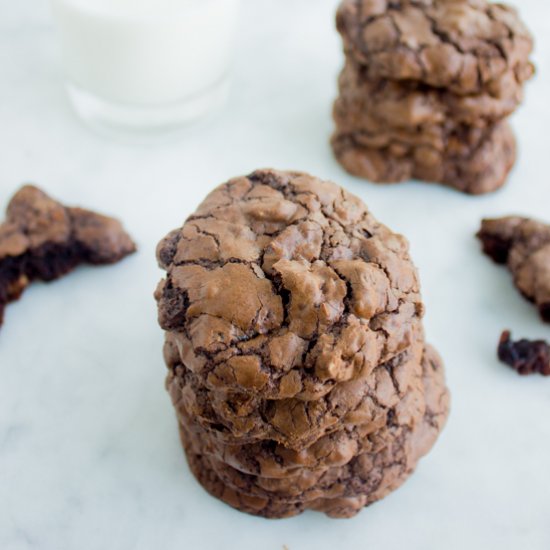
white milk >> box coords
[51,0,241,130]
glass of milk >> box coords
[51,0,241,135]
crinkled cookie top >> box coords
[336,0,534,95]
[155,169,422,398]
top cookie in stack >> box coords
[332,0,534,194]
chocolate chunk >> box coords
[0,185,136,326]
[498,331,550,376]
[332,0,534,194]
[478,217,550,322]
[155,169,449,518]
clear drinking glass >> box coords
[51,0,241,136]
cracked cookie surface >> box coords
[180,344,448,518]
[335,60,528,130]
[165,327,426,448]
[336,0,534,95]
[332,120,516,194]
[156,169,449,518]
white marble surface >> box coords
[1,1,550,549]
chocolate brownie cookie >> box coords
[178,344,447,497]
[0,185,136,326]
[166,329,426,448]
[335,60,528,130]
[478,217,550,322]
[336,0,534,95]
[332,120,516,194]
[156,169,449,518]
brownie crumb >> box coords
[498,331,550,376]
[478,216,550,323]
[0,185,136,326]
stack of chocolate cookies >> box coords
[155,169,449,518]
[332,0,534,194]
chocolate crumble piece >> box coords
[0,185,136,326]
[155,169,449,518]
[478,217,550,322]
[498,331,550,376]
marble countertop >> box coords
[1,1,550,549]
